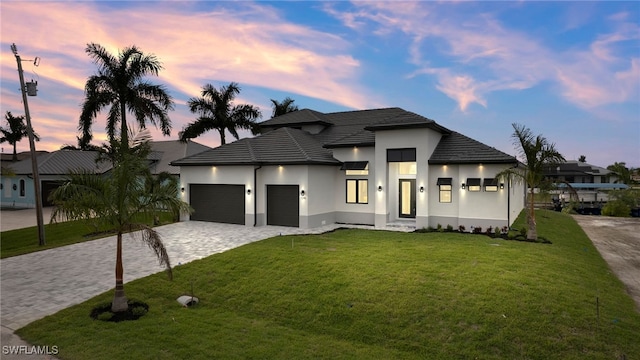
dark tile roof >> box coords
[174,108,515,166]
[260,109,332,127]
[172,127,340,166]
[429,132,517,164]
[543,161,612,177]
[148,140,212,174]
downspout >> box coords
[254,165,262,226]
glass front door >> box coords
[399,179,416,218]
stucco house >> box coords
[1,140,210,209]
[172,108,525,230]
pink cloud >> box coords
[1,1,384,153]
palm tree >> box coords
[179,82,261,145]
[1,111,40,161]
[270,97,299,118]
[497,123,565,241]
[607,162,631,185]
[49,140,191,312]
[79,43,174,152]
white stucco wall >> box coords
[332,147,376,224]
[373,128,442,228]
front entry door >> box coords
[399,179,416,218]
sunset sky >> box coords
[1,1,639,168]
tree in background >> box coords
[270,97,299,118]
[1,111,40,161]
[180,82,261,145]
[496,123,565,241]
[79,43,174,152]
[60,136,101,151]
[578,155,586,163]
[607,162,632,185]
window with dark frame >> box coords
[346,179,368,204]
[437,177,452,203]
[19,179,25,197]
[466,178,481,192]
[483,178,499,192]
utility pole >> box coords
[11,43,45,246]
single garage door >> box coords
[267,185,299,227]
[190,184,245,224]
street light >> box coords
[11,43,45,246]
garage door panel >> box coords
[267,185,299,227]
[190,184,245,224]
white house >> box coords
[172,108,525,230]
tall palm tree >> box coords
[79,43,174,152]
[270,97,299,118]
[49,140,191,312]
[1,111,40,161]
[179,82,261,145]
[497,123,565,241]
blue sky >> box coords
[1,1,638,168]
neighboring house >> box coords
[0,140,211,209]
[172,108,525,230]
[544,161,628,202]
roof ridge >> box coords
[285,128,312,161]
[325,107,402,116]
[245,137,258,162]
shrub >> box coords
[131,306,148,317]
[519,227,527,237]
[458,225,466,232]
[485,226,493,236]
[446,224,454,232]
[602,201,631,217]
[472,226,483,234]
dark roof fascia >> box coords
[364,122,452,134]
[428,159,519,165]
[261,120,333,129]
[173,160,341,167]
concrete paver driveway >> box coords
[0,221,347,331]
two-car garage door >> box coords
[189,184,299,227]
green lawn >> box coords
[16,210,640,359]
[0,212,175,259]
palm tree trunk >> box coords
[219,129,226,145]
[527,187,537,241]
[12,143,17,162]
[120,102,128,152]
[112,231,128,312]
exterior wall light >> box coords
[247,189,251,195]
[300,190,305,197]
[419,186,424,193]
[378,185,383,192]
[500,183,504,189]
[181,187,185,193]
[461,183,466,190]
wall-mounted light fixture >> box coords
[500,183,504,190]
[300,190,305,197]
[419,186,424,193]
[461,183,466,190]
[247,189,252,195]
[181,187,185,193]
[378,185,383,192]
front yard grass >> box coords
[16,210,640,359]
[0,212,175,259]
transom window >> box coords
[346,179,368,204]
[466,178,481,192]
[398,162,417,175]
[342,161,369,176]
[484,178,499,192]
